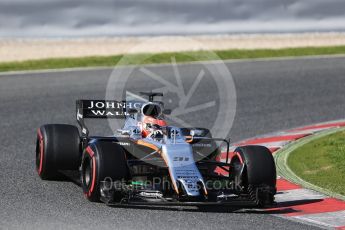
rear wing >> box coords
[76,100,142,138]
[76,100,128,119]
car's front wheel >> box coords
[81,141,129,202]
[231,145,276,207]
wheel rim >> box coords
[35,139,41,171]
[230,156,246,192]
[36,139,43,175]
[82,157,93,188]
[231,158,242,178]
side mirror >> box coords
[117,129,131,135]
[163,109,172,115]
[190,130,195,136]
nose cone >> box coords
[161,144,206,197]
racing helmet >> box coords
[140,102,167,137]
[141,115,167,138]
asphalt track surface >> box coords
[1,56,345,229]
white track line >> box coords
[293,211,345,228]
[275,189,326,203]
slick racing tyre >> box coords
[81,141,129,202]
[36,124,81,180]
[231,145,276,207]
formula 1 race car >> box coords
[35,92,276,207]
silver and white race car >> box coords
[36,92,276,207]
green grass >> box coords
[2,45,345,72]
[288,130,345,196]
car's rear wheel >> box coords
[36,124,80,180]
[81,141,129,202]
[231,145,276,207]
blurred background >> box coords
[1,0,345,62]
[1,0,345,37]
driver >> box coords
[141,116,167,138]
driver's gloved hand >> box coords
[151,130,163,139]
